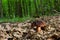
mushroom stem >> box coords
[37,27,41,33]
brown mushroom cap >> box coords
[31,20,46,28]
[36,21,46,27]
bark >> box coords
[0,0,3,18]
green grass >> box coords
[0,13,60,22]
[0,17,33,22]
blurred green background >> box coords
[0,0,60,22]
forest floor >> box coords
[0,16,60,40]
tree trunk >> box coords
[0,0,3,18]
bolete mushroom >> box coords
[31,20,46,33]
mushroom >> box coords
[31,20,46,33]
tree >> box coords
[0,0,3,18]
[15,0,22,17]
